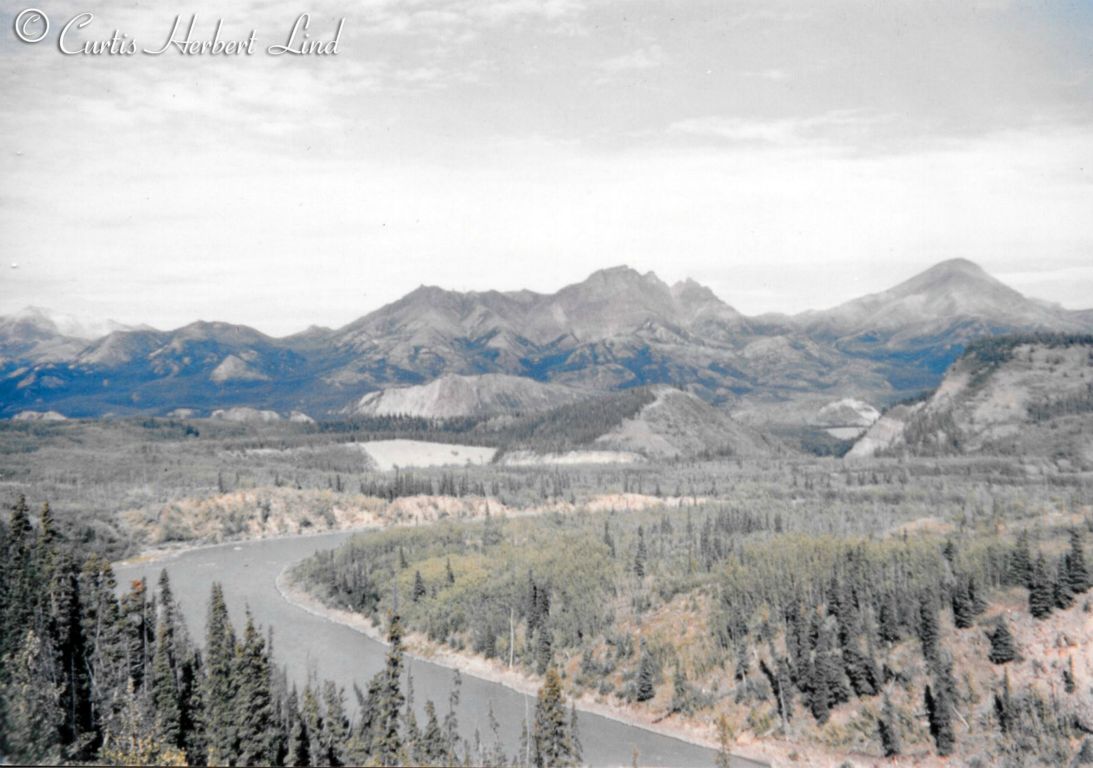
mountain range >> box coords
[3,259,1090,425]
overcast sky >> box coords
[2,0,1092,335]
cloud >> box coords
[743,68,790,81]
[598,44,665,74]
[667,110,894,150]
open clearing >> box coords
[355,439,497,471]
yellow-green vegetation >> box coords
[293,472,1093,766]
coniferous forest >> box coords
[0,495,580,767]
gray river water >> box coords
[116,531,764,768]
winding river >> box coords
[116,531,764,768]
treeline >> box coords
[493,388,658,455]
[964,332,1093,367]
[0,497,581,767]
[316,388,659,457]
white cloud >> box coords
[598,45,664,74]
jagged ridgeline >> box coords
[6,260,1093,424]
[0,497,579,766]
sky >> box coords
[2,0,1092,335]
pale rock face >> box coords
[210,407,282,423]
[812,398,881,428]
[352,374,585,418]
[211,355,270,383]
[847,403,924,458]
[12,409,67,421]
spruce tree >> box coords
[636,643,657,703]
[877,592,902,644]
[925,659,957,756]
[413,571,427,602]
[374,615,405,766]
[321,680,349,767]
[151,620,181,747]
[924,684,953,756]
[1067,529,1090,594]
[810,623,850,721]
[235,612,279,766]
[421,700,445,765]
[445,558,455,586]
[670,660,689,714]
[994,670,1014,735]
[285,685,310,767]
[950,578,976,629]
[533,667,575,768]
[2,629,63,763]
[987,618,1018,664]
[634,525,647,579]
[302,683,324,764]
[203,583,238,765]
[48,550,93,755]
[1029,554,1055,619]
[808,658,830,725]
[1011,530,1033,587]
[536,626,553,676]
[878,694,901,757]
[917,592,940,662]
[443,669,461,761]
[1055,558,1076,609]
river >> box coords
[116,531,765,768]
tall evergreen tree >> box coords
[48,550,94,756]
[536,626,554,676]
[373,615,405,766]
[285,685,310,767]
[413,571,427,603]
[925,658,957,756]
[302,683,324,765]
[1029,554,1055,619]
[151,620,181,748]
[987,618,1018,664]
[235,612,280,766]
[321,680,349,767]
[2,629,63,763]
[994,670,1014,735]
[533,667,576,768]
[1067,529,1090,594]
[1011,530,1033,588]
[203,583,238,765]
[421,700,445,765]
[878,694,901,757]
[917,592,941,662]
[635,643,657,703]
[634,526,647,579]
[1055,558,1076,609]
